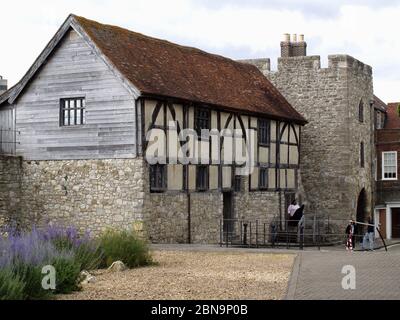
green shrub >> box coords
[99,229,152,268]
[0,268,25,300]
[74,243,103,271]
[13,262,53,300]
[52,255,82,294]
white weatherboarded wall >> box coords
[14,28,137,160]
[0,106,16,155]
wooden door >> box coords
[223,192,233,238]
[392,208,400,238]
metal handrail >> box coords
[219,217,387,250]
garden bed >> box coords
[59,250,294,300]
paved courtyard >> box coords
[287,244,400,300]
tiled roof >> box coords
[385,103,400,129]
[73,15,306,124]
[373,95,387,112]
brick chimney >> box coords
[0,75,7,94]
[280,33,292,58]
[280,34,307,57]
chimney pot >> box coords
[283,33,290,42]
[299,34,304,42]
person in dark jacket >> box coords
[345,220,355,251]
[367,216,375,251]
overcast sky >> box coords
[1,0,399,102]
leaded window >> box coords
[60,98,86,126]
[150,164,167,191]
[258,119,270,145]
[234,175,242,192]
[196,165,209,191]
[259,168,268,189]
[195,108,210,137]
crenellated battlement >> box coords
[240,54,372,77]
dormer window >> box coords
[60,97,86,126]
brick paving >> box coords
[287,245,400,300]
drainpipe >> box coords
[187,191,191,244]
[279,190,283,230]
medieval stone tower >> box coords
[242,34,374,223]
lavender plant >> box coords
[0,224,102,299]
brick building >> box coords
[375,102,400,239]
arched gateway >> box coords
[356,188,367,235]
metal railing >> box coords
[0,129,19,155]
[219,216,387,251]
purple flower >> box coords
[0,224,96,270]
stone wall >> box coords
[243,54,374,221]
[233,176,282,223]
[142,192,189,243]
[2,156,292,243]
[18,157,225,243]
[0,155,22,227]
[190,192,222,243]
[141,162,223,244]
[20,158,145,235]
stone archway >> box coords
[356,188,367,235]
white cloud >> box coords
[0,0,399,101]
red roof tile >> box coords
[73,15,306,124]
[385,103,400,129]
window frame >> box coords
[60,97,86,127]
[358,101,364,123]
[194,108,211,138]
[234,175,242,192]
[259,167,268,190]
[150,164,167,192]
[382,151,398,181]
[360,142,365,168]
[258,118,270,146]
[196,165,209,191]
[375,111,382,129]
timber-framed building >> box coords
[0,15,306,243]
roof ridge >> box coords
[72,15,256,70]
[3,14,306,124]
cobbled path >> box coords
[287,245,400,300]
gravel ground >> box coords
[59,250,294,300]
